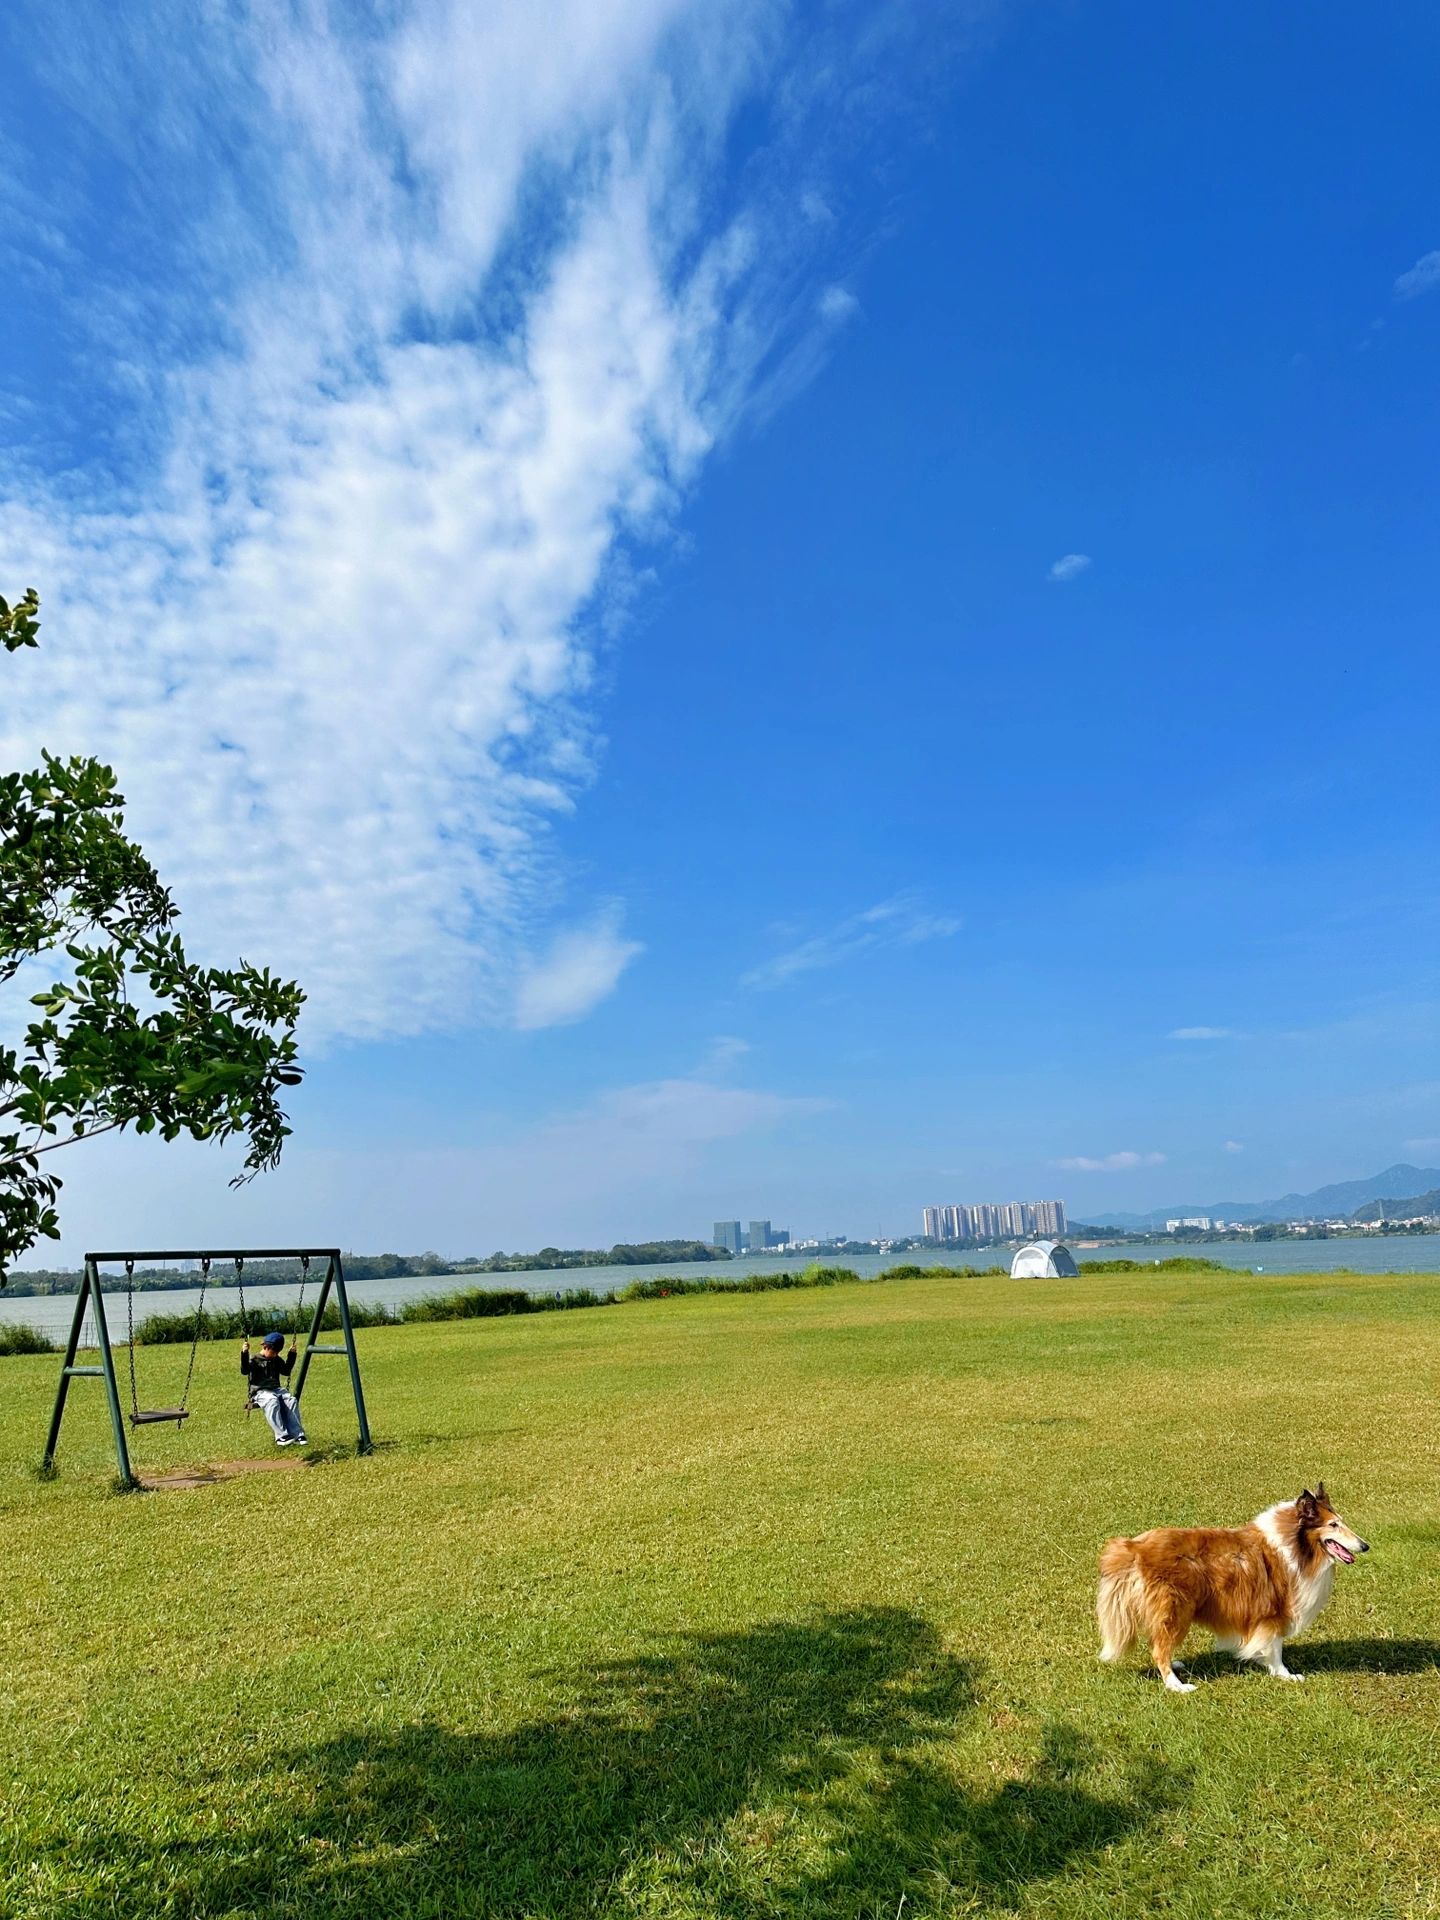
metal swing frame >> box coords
[41,1246,374,1490]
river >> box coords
[4,1234,1440,1341]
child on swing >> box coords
[240,1330,308,1447]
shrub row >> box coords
[1079,1256,1231,1274]
[128,1286,606,1346]
[0,1322,53,1356]
[0,1255,1227,1355]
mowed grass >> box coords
[3,1269,1440,1919]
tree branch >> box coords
[1,1119,123,1167]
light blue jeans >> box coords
[255,1388,306,1444]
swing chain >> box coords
[237,1257,257,1417]
[295,1253,310,1346]
[177,1257,211,1414]
[125,1259,138,1421]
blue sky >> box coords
[3,2,1439,1258]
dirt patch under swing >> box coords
[138,1455,311,1491]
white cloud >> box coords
[1168,1026,1234,1041]
[742,895,960,990]
[512,908,643,1030]
[817,284,859,323]
[1047,552,1091,582]
[1054,1151,1166,1173]
[0,2,886,1046]
[1394,249,1440,300]
[1223,1139,1244,1154]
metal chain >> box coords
[294,1253,310,1344]
[177,1257,210,1412]
[125,1260,139,1420]
[237,1257,257,1415]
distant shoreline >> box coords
[12,1219,1437,1300]
[0,1240,731,1298]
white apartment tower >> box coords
[922,1198,1068,1241]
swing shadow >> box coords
[43,1608,1180,1916]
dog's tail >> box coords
[1096,1537,1145,1663]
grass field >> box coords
[4,1267,1439,1919]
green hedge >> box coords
[1079,1256,1234,1274]
[130,1286,606,1345]
[1,1255,1181,1358]
[0,1323,51,1356]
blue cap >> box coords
[262,1330,285,1348]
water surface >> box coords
[4,1234,1439,1340]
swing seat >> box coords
[129,1407,191,1426]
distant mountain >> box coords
[1100,1165,1440,1229]
[1352,1186,1440,1224]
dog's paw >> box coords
[1163,1677,1196,1694]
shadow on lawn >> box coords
[1172,1637,1440,1684]
[54,1610,1177,1917]
[1293,1637,1440,1675]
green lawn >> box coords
[3,1268,1438,1919]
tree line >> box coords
[0,1240,733,1296]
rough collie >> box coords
[1097,1484,1368,1692]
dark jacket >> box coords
[240,1346,295,1392]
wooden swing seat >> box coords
[129,1407,191,1426]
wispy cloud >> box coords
[1048,552,1091,582]
[512,908,643,1030]
[0,2,913,1045]
[741,895,960,990]
[1168,1026,1234,1041]
[1402,1137,1440,1158]
[1054,1150,1166,1173]
[699,1034,752,1074]
[1223,1139,1245,1154]
[817,284,859,323]
[1394,249,1440,300]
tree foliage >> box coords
[1,590,304,1281]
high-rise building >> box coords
[712,1220,743,1254]
[748,1219,771,1254]
[922,1199,1068,1241]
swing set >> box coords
[41,1246,373,1490]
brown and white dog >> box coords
[1097,1485,1368,1692]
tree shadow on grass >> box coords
[1290,1637,1440,1675]
[1175,1636,1440,1685]
[42,1610,1178,1918]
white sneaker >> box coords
[275,1438,293,1448]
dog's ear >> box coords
[1315,1480,1328,1507]
[1297,1488,1319,1517]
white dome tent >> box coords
[1010,1239,1080,1279]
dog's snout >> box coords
[1357,1538,1370,1553]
